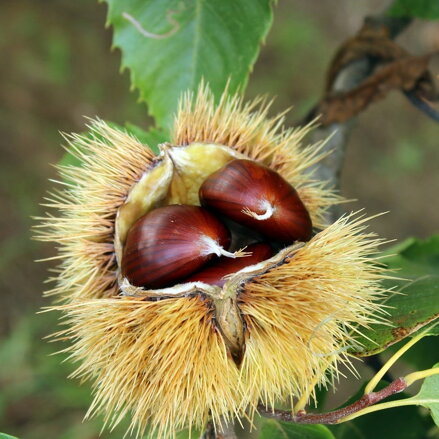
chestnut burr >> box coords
[122,205,245,289]
[184,242,272,287]
[199,159,312,243]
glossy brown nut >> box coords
[122,205,231,289]
[199,159,312,243]
[184,242,273,287]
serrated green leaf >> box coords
[0,433,19,439]
[389,0,439,19]
[259,419,335,439]
[351,235,439,356]
[103,0,274,128]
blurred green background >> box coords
[0,0,438,438]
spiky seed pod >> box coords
[37,85,388,439]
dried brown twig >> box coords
[305,14,422,220]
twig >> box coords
[305,16,412,222]
[257,377,406,424]
[257,332,439,426]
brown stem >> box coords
[305,15,412,222]
[258,377,407,424]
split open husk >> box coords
[37,86,388,438]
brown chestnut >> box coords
[122,205,247,289]
[199,159,312,243]
[183,242,273,287]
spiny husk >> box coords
[239,214,389,411]
[53,214,389,438]
[36,86,338,303]
[35,122,155,301]
[36,85,390,438]
[55,296,241,438]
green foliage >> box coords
[103,0,273,128]
[351,235,439,356]
[408,363,439,426]
[389,0,439,19]
[259,419,335,439]
[0,434,19,439]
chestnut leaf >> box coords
[102,0,274,128]
[350,235,439,356]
